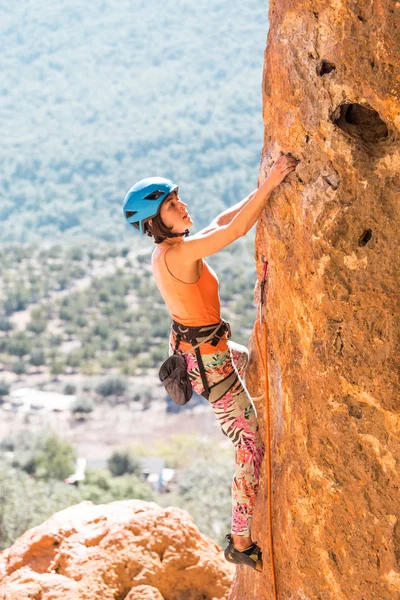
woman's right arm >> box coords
[175,154,298,262]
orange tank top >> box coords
[151,244,228,353]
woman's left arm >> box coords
[197,191,257,235]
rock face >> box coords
[231,2,400,599]
[0,500,234,600]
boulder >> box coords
[0,500,234,600]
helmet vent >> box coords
[144,190,165,200]
[125,210,137,219]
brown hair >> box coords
[144,213,173,244]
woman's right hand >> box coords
[266,154,298,190]
[172,154,299,263]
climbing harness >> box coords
[254,257,278,599]
[159,319,237,405]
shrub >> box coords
[63,383,77,395]
[81,343,97,360]
[7,431,37,474]
[27,318,47,334]
[59,306,74,321]
[149,345,168,364]
[0,381,10,397]
[49,335,63,347]
[114,347,129,362]
[50,360,65,377]
[96,378,127,397]
[66,351,83,368]
[29,349,46,367]
[0,317,13,332]
[119,361,136,377]
[98,290,109,302]
[68,247,83,262]
[12,360,26,375]
[64,323,76,336]
[127,339,141,355]
[81,361,101,376]
[71,397,93,414]
[135,355,153,369]
[75,314,88,328]
[110,337,120,351]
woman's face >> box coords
[159,190,193,233]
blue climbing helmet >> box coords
[123,177,178,234]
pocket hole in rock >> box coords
[317,61,336,76]
[358,229,372,247]
[322,174,340,190]
[332,103,389,145]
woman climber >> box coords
[122,154,297,571]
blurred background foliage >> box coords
[0,0,267,244]
[0,0,269,551]
[0,431,234,549]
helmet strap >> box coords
[166,229,189,238]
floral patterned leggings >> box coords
[183,340,265,538]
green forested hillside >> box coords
[1,0,268,243]
[0,238,257,378]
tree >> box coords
[176,458,232,546]
[0,459,81,551]
[33,433,76,481]
[3,288,30,314]
[76,469,154,504]
[6,333,32,357]
[104,474,154,501]
[107,448,141,477]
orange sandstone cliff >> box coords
[231,1,400,599]
[0,500,234,600]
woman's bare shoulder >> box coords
[165,243,202,283]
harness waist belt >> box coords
[171,320,231,347]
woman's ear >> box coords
[148,219,153,226]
